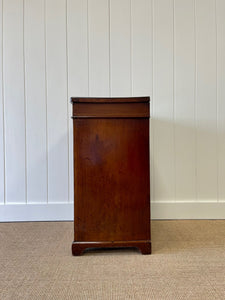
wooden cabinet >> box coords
[71,97,151,255]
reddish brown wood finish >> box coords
[71,97,151,255]
[73,102,149,118]
[72,241,151,256]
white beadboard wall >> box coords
[0,0,225,221]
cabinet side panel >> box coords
[73,118,150,242]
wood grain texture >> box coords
[73,118,150,241]
[72,97,150,255]
[73,103,149,118]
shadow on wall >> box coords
[150,118,225,202]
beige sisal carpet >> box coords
[0,220,225,299]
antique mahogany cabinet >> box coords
[71,97,151,255]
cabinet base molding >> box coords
[72,240,151,256]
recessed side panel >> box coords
[73,118,150,242]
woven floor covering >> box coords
[1,220,225,300]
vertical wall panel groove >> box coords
[44,0,49,203]
[214,0,219,202]
[153,0,175,202]
[110,0,131,96]
[87,0,90,96]
[151,0,155,202]
[0,0,4,204]
[23,0,28,204]
[67,0,88,96]
[66,0,70,203]
[215,0,219,203]
[108,0,111,97]
[131,0,152,97]
[130,0,133,96]
[173,0,176,202]
[24,0,47,203]
[46,0,68,203]
[88,0,110,96]
[194,0,198,202]
[65,0,70,203]
[217,0,225,202]
[174,0,196,202]
[195,0,217,202]
[3,0,26,203]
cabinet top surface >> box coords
[71,97,150,104]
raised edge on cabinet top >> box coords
[70,96,150,104]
